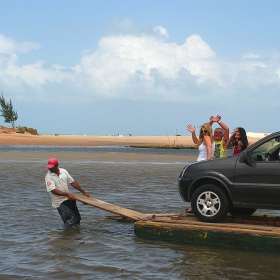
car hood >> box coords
[183,155,239,178]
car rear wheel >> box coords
[229,206,257,216]
[191,184,230,223]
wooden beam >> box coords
[74,193,152,221]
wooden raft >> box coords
[75,193,280,251]
[134,215,280,252]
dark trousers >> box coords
[57,199,81,225]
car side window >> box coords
[251,138,280,162]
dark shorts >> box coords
[57,200,81,226]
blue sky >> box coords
[0,0,279,135]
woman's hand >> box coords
[187,124,196,134]
[230,132,236,140]
[225,133,235,149]
[188,124,200,145]
[237,140,243,149]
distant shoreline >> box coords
[0,132,260,147]
[0,133,196,147]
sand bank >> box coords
[0,133,196,147]
[0,133,259,147]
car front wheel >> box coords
[191,184,230,223]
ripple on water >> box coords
[0,149,279,279]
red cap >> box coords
[46,158,59,168]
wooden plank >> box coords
[105,213,179,220]
[74,193,152,221]
[145,220,280,236]
[151,217,280,234]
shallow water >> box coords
[0,144,195,155]
[0,146,279,279]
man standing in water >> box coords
[45,158,90,226]
[209,115,230,158]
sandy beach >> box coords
[0,132,259,147]
[0,133,196,147]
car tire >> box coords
[229,207,257,216]
[191,184,230,223]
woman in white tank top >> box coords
[187,122,214,162]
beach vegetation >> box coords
[26,127,38,135]
[17,127,25,134]
[16,126,39,135]
[0,92,18,128]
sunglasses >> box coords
[201,130,208,133]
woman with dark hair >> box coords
[225,127,248,156]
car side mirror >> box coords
[243,151,249,163]
[243,150,256,167]
[278,150,280,161]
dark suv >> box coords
[178,131,280,223]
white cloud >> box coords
[276,68,280,80]
[0,34,41,55]
[153,26,169,38]
[243,52,260,59]
[0,31,279,104]
[74,33,221,101]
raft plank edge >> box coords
[134,220,280,252]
